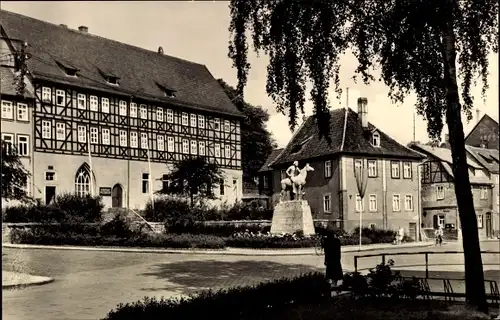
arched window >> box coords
[75,165,91,197]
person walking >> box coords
[435,225,444,246]
[324,230,343,297]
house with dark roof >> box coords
[0,10,244,210]
[409,143,499,239]
[465,111,499,150]
[266,98,425,239]
[254,148,283,207]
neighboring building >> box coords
[256,148,283,208]
[409,144,498,239]
[267,99,425,239]
[465,111,499,150]
[0,10,244,210]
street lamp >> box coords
[354,161,368,250]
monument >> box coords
[270,162,316,236]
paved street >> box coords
[2,241,499,320]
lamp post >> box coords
[354,161,368,250]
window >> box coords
[355,195,364,212]
[480,187,488,200]
[219,178,225,196]
[215,143,221,157]
[42,120,51,139]
[224,120,230,132]
[77,94,86,109]
[325,160,332,178]
[368,160,377,177]
[403,162,412,179]
[263,176,269,189]
[199,141,206,156]
[198,115,205,128]
[119,130,127,147]
[323,194,331,213]
[392,194,401,211]
[281,170,286,180]
[225,144,231,158]
[119,101,127,116]
[190,114,197,127]
[354,159,363,171]
[1,101,13,119]
[477,214,483,228]
[75,166,91,197]
[42,87,51,102]
[372,132,380,147]
[162,174,169,191]
[157,107,164,122]
[405,195,413,210]
[17,135,29,156]
[214,118,220,130]
[56,90,65,106]
[89,96,98,111]
[140,105,147,119]
[130,103,137,118]
[130,132,138,148]
[167,137,175,152]
[1,134,13,154]
[166,109,174,123]
[141,133,148,149]
[17,103,28,121]
[369,194,377,212]
[436,185,445,200]
[142,173,149,194]
[191,140,197,155]
[391,161,400,178]
[181,112,189,126]
[157,135,165,151]
[101,98,110,113]
[182,139,189,154]
[56,123,65,140]
[45,172,55,181]
[78,125,87,143]
[90,127,98,144]
[102,128,110,145]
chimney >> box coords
[59,24,68,28]
[444,134,449,143]
[476,109,481,124]
[158,46,164,54]
[78,26,88,33]
[357,97,368,129]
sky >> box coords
[2,1,498,148]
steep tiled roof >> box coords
[270,108,423,166]
[0,10,243,117]
[411,144,483,168]
[465,145,499,174]
[0,67,34,98]
[258,148,284,172]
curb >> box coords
[2,276,55,290]
[2,242,434,256]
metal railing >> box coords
[353,251,500,279]
[129,208,158,233]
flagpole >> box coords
[146,134,154,214]
[87,129,94,196]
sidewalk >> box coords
[2,271,54,289]
[2,241,433,256]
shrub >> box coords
[100,214,136,238]
[143,196,192,222]
[102,272,330,320]
[352,227,396,244]
[168,221,271,236]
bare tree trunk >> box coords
[442,5,488,313]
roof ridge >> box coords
[1,9,207,69]
[270,116,311,166]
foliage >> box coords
[1,139,32,203]
[51,192,104,223]
[102,272,330,320]
[100,214,137,239]
[217,78,277,183]
[167,221,271,237]
[353,227,397,244]
[157,156,224,206]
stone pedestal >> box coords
[270,200,315,236]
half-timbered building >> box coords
[1,10,244,209]
[409,143,498,239]
[266,99,425,239]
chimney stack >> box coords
[357,97,368,129]
[444,134,449,143]
[476,109,481,124]
[60,24,67,28]
[158,46,164,54]
[78,26,88,33]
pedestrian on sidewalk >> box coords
[397,226,405,245]
[435,226,443,246]
[324,230,343,297]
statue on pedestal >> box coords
[279,162,314,202]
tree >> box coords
[228,0,498,312]
[1,139,31,203]
[157,156,224,206]
[217,79,277,183]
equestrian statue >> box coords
[279,161,314,202]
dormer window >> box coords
[98,68,120,86]
[164,90,176,98]
[56,61,79,77]
[107,76,118,85]
[372,132,380,147]
[156,82,177,98]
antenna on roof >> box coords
[346,87,349,110]
[413,112,416,142]
[158,46,164,54]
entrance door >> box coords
[409,222,417,241]
[112,184,123,208]
[45,186,56,205]
[485,212,492,238]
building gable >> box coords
[465,114,499,150]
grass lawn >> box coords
[249,298,494,320]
